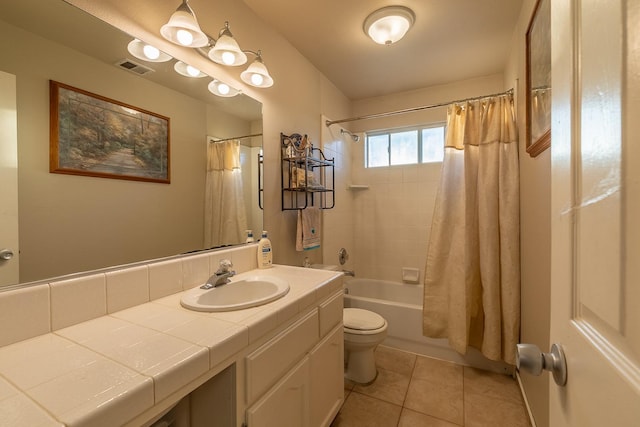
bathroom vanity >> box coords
[0,245,344,427]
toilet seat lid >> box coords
[343,308,386,331]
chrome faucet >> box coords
[201,259,236,289]
[341,269,355,277]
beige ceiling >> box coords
[3,0,524,104]
[242,0,524,100]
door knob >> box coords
[516,343,567,386]
[0,249,14,261]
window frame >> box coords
[364,122,446,168]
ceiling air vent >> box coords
[115,59,155,76]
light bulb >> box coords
[176,29,193,46]
[186,65,200,77]
[142,44,160,60]
[221,51,236,65]
[217,83,230,95]
[250,73,264,86]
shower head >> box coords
[340,128,361,142]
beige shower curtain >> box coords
[204,140,248,247]
[422,94,520,364]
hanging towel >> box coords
[296,207,321,251]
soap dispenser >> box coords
[257,231,273,268]
[245,230,255,243]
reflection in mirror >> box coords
[0,0,263,288]
[525,0,551,157]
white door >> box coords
[550,0,640,425]
[0,70,19,286]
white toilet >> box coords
[343,308,388,384]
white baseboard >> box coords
[515,371,537,427]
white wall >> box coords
[504,0,551,425]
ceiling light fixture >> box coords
[127,39,172,62]
[174,61,207,78]
[363,6,415,45]
[160,1,274,88]
[160,0,208,48]
[208,79,241,97]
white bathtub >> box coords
[343,278,512,374]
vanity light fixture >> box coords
[127,39,172,62]
[208,79,241,97]
[174,61,207,78]
[240,51,274,88]
[208,22,248,66]
[161,1,274,88]
[160,0,208,48]
[363,6,415,45]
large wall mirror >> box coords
[0,0,263,288]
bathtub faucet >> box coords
[342,269,355,277]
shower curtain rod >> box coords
[208,133,263,143]
[325,88,514,127]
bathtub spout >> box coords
[342,269,355,277]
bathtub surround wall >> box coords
[321,116,356,272]
[329,75,505,284]
[349,156,440,282]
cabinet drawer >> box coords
[246,309,319,403]
[318,290,343,338]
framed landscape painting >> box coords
[50,80,170,183]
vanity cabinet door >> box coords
[246,357,310,427]
[245,309,318,403]
[309,325,344,427]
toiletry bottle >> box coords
[245,230,254,243]
[257,231,272,268]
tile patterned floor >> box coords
[331,345,531,427]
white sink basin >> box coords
[180,275,290,312]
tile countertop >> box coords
[0,265,343,427]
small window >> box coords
[366,124,445,167]
[421,126,445,163]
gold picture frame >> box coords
[50,80,170,183]
[526,0,551,157]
